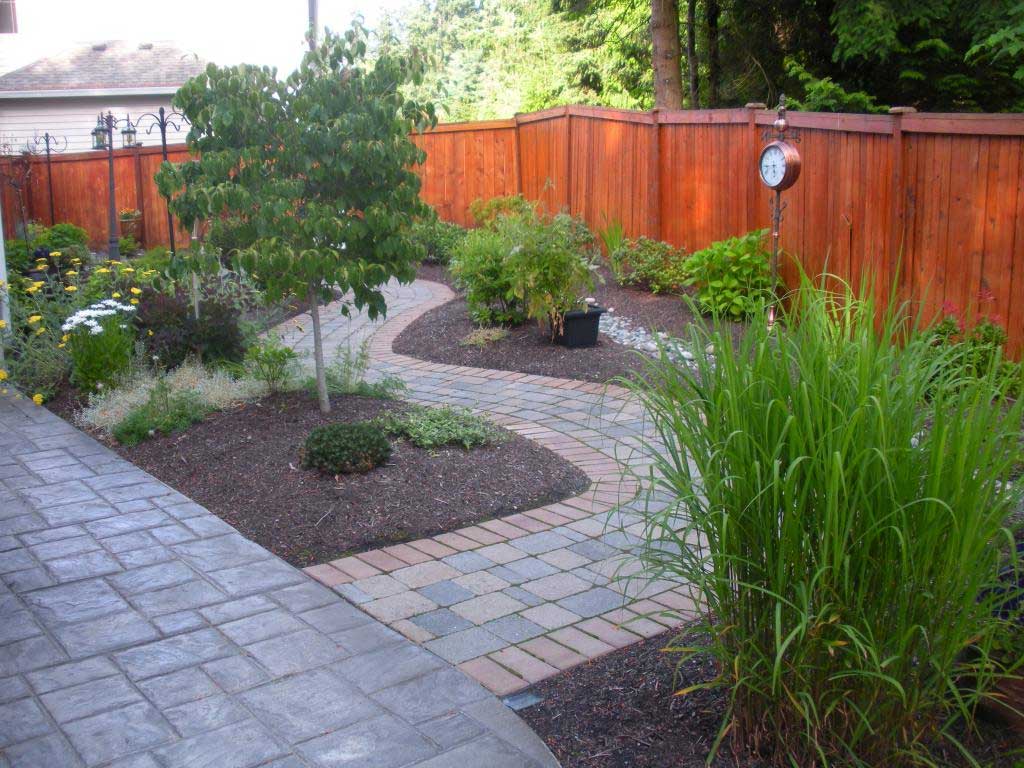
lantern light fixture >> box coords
[91,114,108,150]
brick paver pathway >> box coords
[0,394,560,766]
[277,280,696,697]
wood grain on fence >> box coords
[3,105,1022,353]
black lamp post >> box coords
[90,110,136,259]
[133,107,188,257]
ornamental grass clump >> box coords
[627,274,1024,766]
[61,299,136,392]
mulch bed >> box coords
[111,392,589,567]
[399,263,744,384]
[520,631,1024,768]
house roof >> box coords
[0,40,206,97]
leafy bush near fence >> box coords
[134,288,246,369]
[628,273,1024,766]
[468,194,537,227]
[682,229,774,318]
[411,217,465,265]
[450,226,526,326]
[926,312,1022,398]
[608,236,687,293]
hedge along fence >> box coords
[3,105,1023,354]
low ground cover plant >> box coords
[310,342,405,399]
[377,404,505,449]
[628,273,1024,766]
[459,327,509,347]
[927,306,1022,397]
[112,381,210,446]
[302,422,392,474]
[682,229,773,318]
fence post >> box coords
[745,102,767,234]
[887,106,915,307]
[132,145,145,248]
[648,109,661,240]
[513,113,524,197]
[564,107,573,216]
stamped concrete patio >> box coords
[0,394,559,767]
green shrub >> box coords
[377,405,504,449]
[682,229,774,317]
[502,214,599,338]
[302,422,392,474]
[118,235,140,256]
[112,381,210,446]
[468,195,536,227]
[61,299,136,392]
[410,217,465,265]
[245,334,299,393]
[42,222,88,251]
[134,288,246,369]
[4,238,32,275]
[450,227,526,326]
[207,217,257,264]
[627,273,1024,766]
[609,237,686,293]
[926,314,1021,397]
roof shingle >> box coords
[0,40,206,93]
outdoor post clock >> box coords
[758,94,801,326]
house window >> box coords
[0,0,16,33]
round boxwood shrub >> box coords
[302,422,392,475]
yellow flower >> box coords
[61,334,70,342]
[35,327,46,335]
[65,285,78,293]
[108,260,121,265]
[96,267,111,274]
[71,258,81,265]
[0,319,6,329]
[51,251,61,257]
[112,292,122,299]
[27,314,42,324]
[65,270,78,277]
[0,369,7,381]
[121,267,135,273]
[32,393,43,406]
[130,298,139,305]
[130,287,142,295]
[147,329,154,336]
[57,343,65,349]
[25,285,40,294]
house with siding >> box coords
[0,40,205,153]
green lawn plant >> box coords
[608,236,686,293]
[626,273,1024,767]
[112,380,210,446]
[682,229,774,318]
[156,23,436,414]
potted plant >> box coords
[119,208,143,242]
[504,213,604,348]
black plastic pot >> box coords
[555,305,606,348]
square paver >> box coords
[41,674,142,723]
[452,571,509,596]
[520,603,580,630]
[521,572,591,601]
[423,627,507,665]
[390,561,460,589]
[416,579,475,607]
[137,667,219,709]
[220,610,307,646]
[474,543,527,565]
[409,608,473,637]
[202,656,268,693]
[114,629,234,680]
[450,593,525,625]
[537,548,591,570]
[500,557,559,582]
[298,713,437,768]
[482,615,545,643]
[370,666,487,723]
[442,551,494,574]
[362,591,437,623]
[557,587,624,618]
[163,693,249,737]
[0,697,51,748]
[240,667,380,742]
[509,531,574,555]
[332,644,446,693]
[63,702,175,766]
[150,718,284,768]
[348,574,409,599]
[245,628,346,677]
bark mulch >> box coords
[111,392,589,568]
[520,631,1024,768]
[400,263,744,384]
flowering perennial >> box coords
[61,299,136,336]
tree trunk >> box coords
[650,0,684,109]
[308,283,330,414]
[686,0,699,108]
[707,0,721,107]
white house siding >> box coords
[0,94,190,153]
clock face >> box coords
[759,144,787,188]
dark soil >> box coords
[400,263,745,384]
[521,632,1024,768]
[111,392,589,567]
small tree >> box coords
[156,24,436,413]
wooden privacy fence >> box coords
[0,143,192,256]
[3,104,1023,353]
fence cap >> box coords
[745,102,768,110]
[888,106,918,115]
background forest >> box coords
[380,0,1024,120]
